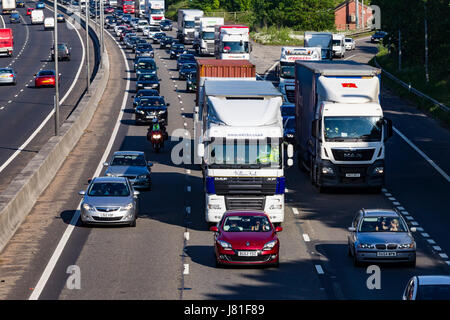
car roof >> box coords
[417,276,450,286]
[361,209,399,217]
[93,176,128,183]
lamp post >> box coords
[53,0,59,136]
[85,0,90,94]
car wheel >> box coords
[129,218,136,227]
[353,254,362,267]
[348,243,353,257]
[406,259,416,268]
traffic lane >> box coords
[382,89,450,177]
[154,41,329,300]
[385,132,450,265]
[284,161,448,299]
[0,8,29,68]
[57,29,190,299]
[0,8,84,167]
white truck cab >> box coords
[214,25,250,60]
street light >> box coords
[86,0,90,94]
[53,0,59,136]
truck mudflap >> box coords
[318,159,385,190]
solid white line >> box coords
[0,14,5,29]
[315,265,324,275]
[0,10,86,175]
[29,27,127,301]
[394,127,450,183]
[183,264,189,275]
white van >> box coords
[44,17,55,30]
[332,33,346,58]
[31,9,45,24]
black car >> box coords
[10,12,20,24]
[283,116,295,144]
[371,31,388,43]
[152,32,166,44]
[16,1,25,8]
[133,39,148,52]
[135,43,154,58]
[51,43,71,61]
[105,17,117,28]
[176,54,196,71]
[178,63,197,80]
[186,72,197,92]
[132,89,160,107]
[136,73,160,92]
[160,19,172,31]
[135,96,170,125]
[167,38,180,50]
[135,57,157,76]
[160,36,173,49]
[170,43,186,59]
[56,14,65,23]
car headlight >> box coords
[136,109,145,114]
[152,134,161,139]
[263,240,277,251]
[358,243,375,249]
[322,166,334,175]
[106,173,116,177]
[137,175,148,179]
[123,203,133,210]
[217,240,232,250]
[158,110,166,114]
[398,243,415,249]
[137,83,143,86]
[82,203,95,211]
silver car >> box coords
[402,276,450,300]
[104,151,152,189]
[78,176,139,227]
[348,209,417,267]
[0,68,17,85]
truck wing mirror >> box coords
[311,119,319,139]
[384,118,393,141]
[197,144,205,158]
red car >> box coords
[26,7,34,16]
[104,6,114,14]
[210,211,282,268]
[34,70,60,87]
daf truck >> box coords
[194,17,224,56]
[177,9,203,44]
[214,25,250,60]
[196,80,294,225]
[294,61,393,192]
[278,46,321,104]
[304,32,333,60]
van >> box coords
[44,17,55,30]
[31,9,45,24]
[332,33,346,58]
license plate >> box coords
[346,173,361,178]
[238,251,258,257]
[0,75,9,78]
[377,251,396,257]
[102,213,114,218]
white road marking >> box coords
[186,169,191,174]
[186,207,191,214]
[427,239,436,245]
[292,208,299,215]
[303,234,310,242]
[397,206,405,211]
[0,14,5,28]
[388,197,396,201]
[186,186,191,192]
[401,211,409,215]
[439,253,448,259]
[392,201,401,206]
[183,264,189,275]
[421,233,430,237]
[411,221,419,226]
[433,246,442,251]
[184,232,190,241]
[394,127,450,182]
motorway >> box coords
[0,0,97,194]
[0,21,448,301]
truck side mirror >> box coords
[194,106,199,114]
[384,118,393,141]
[311,119,319,139]
[197,144,205,158]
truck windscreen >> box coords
[222,41,249,54]
[202,32,215,40]
[184,21,195,28]
[280,62,295,79]
[324,116,382,142]
[206,139,282,169]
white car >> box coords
[137,20,149,32]
[44,17,55,30]
[146,25,161,40]
[345,37,356,50]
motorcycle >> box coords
[147,122,168,153]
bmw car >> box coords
[210,211,282,268]
[348,209,417,267]
[104,151,153,190]
[402,276,450,300]
[78,176,139,227]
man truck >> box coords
[294,61,393,192]
[194,17,224,56]
[177,9,203,44]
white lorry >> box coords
[214,25,251,60]
[1,0,16,14]
[196,80,293,225]
[194,17,224,56]
[177,9,203,44]
[147,0,165,25]
[44,17,55,30]
[332,33,346,58]
[31,10,45,25]
[295,61,393,193]
[278,47,321,104]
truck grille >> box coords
[225,196,265,211]
[214,177,277,195]
[332,149,375,161]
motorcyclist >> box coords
[147,118,165,150]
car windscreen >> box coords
[138,74,158,81]
[38,71,55,76]
[87,182,130,197]
[359,216,408,232]
[223,215,272,232]
[180,55,195,61]
[139,98,165,106]
[137,90,158,97]
[111,154,146,166]
[416,285,450,300]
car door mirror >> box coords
[275,226,283,232]
[410,227,417,233]
[166,103,170,107]
[348,227,356,232]
[209,226,218,232]
[78,190,86,195]
[103,162,109,166]
[147,162,153,167]
[133,190,140,196]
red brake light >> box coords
[9,74,14,77]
